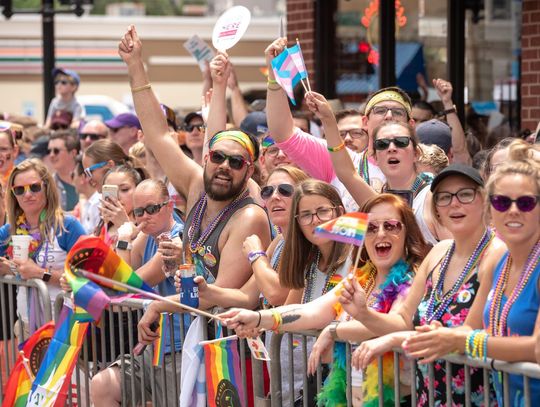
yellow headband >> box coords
[365,90,412,116]
[209,131,255,162]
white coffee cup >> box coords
[11,235,34,261]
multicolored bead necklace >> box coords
[187,190,249,258]
[424,229,495,322]
[302,250,340,304]
[488,239,540,336]
[7,211,46,260]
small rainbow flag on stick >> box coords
[315,212,369,246]
[202,335,245,407]
[152,313,169,367]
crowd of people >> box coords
[0,23,539,406]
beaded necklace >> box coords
[187,190,249,258]
[424,229,495,323]
[302,250,340,304]
[358,151,370,185]
[7,211,46,260]
[382,172,433,199]
[488,239,540,336]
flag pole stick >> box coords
[78,270,221,321]
[20,351,35,381]
[296,38,312,93]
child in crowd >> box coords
[44,68,84,129]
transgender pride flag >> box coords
[271,42,310,105]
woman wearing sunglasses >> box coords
[221,192,428,406]
[339,164,505,406]
[399,157,540,405]
[305,92,448,245]
[0,159,85,336]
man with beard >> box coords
[117,26,271,335]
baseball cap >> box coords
[183,111,203,126]
[416,119,452,154]
[105,113,141,130]
[30,135,51,159]
[430,164,484,192]
[52,68,80,85]
[50,110,73,130]
[240,111,268,138]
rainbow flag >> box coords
[315,212,369,246]
[2,322,55,407]
[26,302,89,407]
[152,313,169,366]
[65,235,155,321]
[202,336,245,407]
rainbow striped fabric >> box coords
[65,236,155,321]
[152,313,169,367]
[202,336,245,407]
[315,212,369,246]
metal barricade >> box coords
[0,274,52,405]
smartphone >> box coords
[386,189,413,207]
[102,185,119,201]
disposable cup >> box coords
[11,235,34,261]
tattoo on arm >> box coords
[281,308,302,325]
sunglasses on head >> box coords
[79,133,105,141]
[133,201,169,217]
[54,79,74,86]
[208,150,251,170]
[12,182,44,196]
[260,184,294,200]
[84,161,108,178]
[185,124,206,132]
[374,136,411,151]
[489,195,540,212]
[366,219,403,235]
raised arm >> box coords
[206,52,231,138]
[227,63,249,126]
[118,25,202,202]
[305,91,377,207]
[433,78,471,165]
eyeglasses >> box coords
[54,79,74,86]
[366,219,403,236]
[373,136,411,151]
[47,147,66,156]
[208,150,251,170]
[133,201,169,217]
[185,124,206,132]
[339,129,367,140]
[296,207,336,226]
[84,161,108,178]
[79,133,106,141]
[260,184,294,201]
[434,188,478,207]
[12,182,44,196]
[264,146,285,158]
[371,106,408,119]
[489,195,540,212]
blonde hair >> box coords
[418,143,449,175]
[507,139,540,163]
[6,158,63,242]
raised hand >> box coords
[210,51,232,87]
[305,92,335,121]
[118,25,143,66]
[432,78,454,105]
[264,37,287,71]
[337,274,368,321]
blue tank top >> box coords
[482,251,540,406]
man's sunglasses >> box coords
[133,201,169,217]
[54,79,74,86]
[208,150,251,170]
[374,136,411,151]
[84,161,108,178]
[260,184,294,201]
[185,124,206,132]
[12,182,44,196]
[47,147,66,156]
[366,219,403,235]
[79,133,106,141]
[489,195,540,212]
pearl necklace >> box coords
[424,229,495,323]
[302,250,338,304]
[488,239,540,336]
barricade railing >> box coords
[0,274,53,404]
[268,328,540,407]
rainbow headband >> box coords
[209,130,256,162]
[364,90,412,116]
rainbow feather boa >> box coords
[317,259,413,407]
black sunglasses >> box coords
[133,201,169,218]
[47,147,66,155]
[79,133,105,141]
[374,136,411,151]
[260,184,294,200]
[489,195,540,212]
[208,150,251,170]
[185,124,206,132]
[12,182,44,196]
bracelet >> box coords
[255,311,262,328]
[131,83,152,93]
[327,142,345,152]
[270,309,282,332]
[267,83,282,91]
[442,104,457,115]
[267,78,279,85]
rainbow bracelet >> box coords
[327,142,345,152]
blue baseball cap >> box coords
[52,67,80,85]
[105,113,141,130]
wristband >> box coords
[131,83,152,93]
[327,142,346,152]
[442,105,457,115]
[248,251,267,265]
[267,83,282,91]
[267,78,279,85]
[255,311,262,328]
